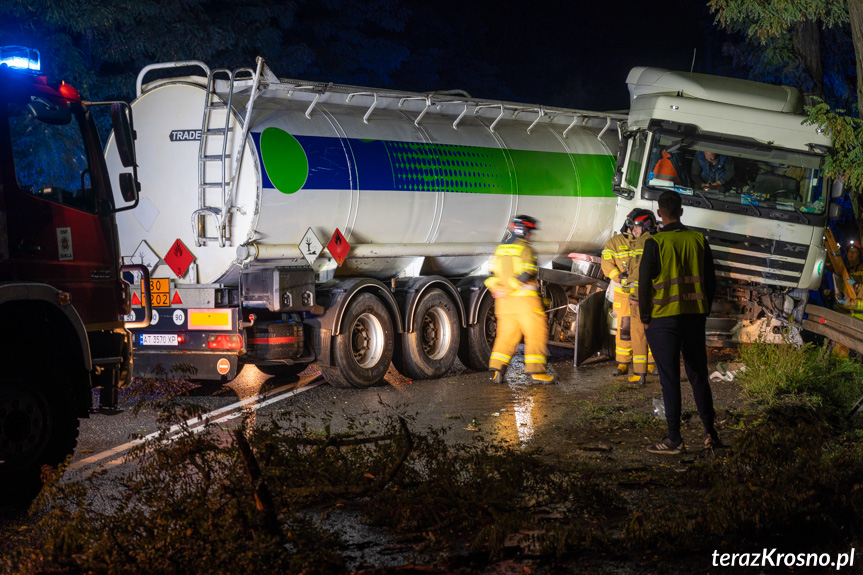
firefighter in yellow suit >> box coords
[485,215,555,384]
[627,209,659,385]
[601,210,639,376]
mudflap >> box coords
[132,351,239,382]
[574,290,610,366]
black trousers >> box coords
[644,314,715,443]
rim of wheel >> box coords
[352,312,385,368]
[483,306,496,348]
[421,307,452,360]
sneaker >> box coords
[704,431,723,449]
[627,374,646,385]
[490,369,505,384]
[529,373,556,384]
[646,437,684,454]
[613,363,629,377]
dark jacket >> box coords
[692,152,735,187]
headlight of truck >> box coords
[808,246,827,291]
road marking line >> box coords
[68,381,322,473]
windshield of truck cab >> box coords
[644,131,826,215]
[6,101,97,213]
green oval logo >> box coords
[260,127,308,194]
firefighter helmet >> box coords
[509,215,538,238]
[621,208,657,234]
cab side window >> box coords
[8,103,96,213]
[625,133,647,189]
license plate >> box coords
[140,334,178,346]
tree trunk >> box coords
[849,0,863,116]
[791,19,824,101]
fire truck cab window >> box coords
[7,101,97,213]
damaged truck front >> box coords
[610,67,840,347]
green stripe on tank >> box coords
[257,128,615,196]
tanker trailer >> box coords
[106,58,623,388]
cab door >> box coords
[3,96,122,329]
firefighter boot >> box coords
[613,363,629,377]
[628,374,646,385]
[647,364,658,375]
[490,368,506,384]
[530,372,556,384]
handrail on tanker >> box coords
[346,92,378,124]
[137,60,211,97]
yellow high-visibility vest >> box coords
[650,229,708,317]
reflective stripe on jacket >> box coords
[485,238,539,297]
[652,150,681,184]
[628,231,653,301]
[650,229,708,316]
[601,232,635,284]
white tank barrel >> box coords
[106,63,622,284]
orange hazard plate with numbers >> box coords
[148,278,170,307]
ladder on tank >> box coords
[193,57,265,247]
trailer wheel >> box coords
[0,378,79,509]
[396,289,460,379]
[458,293,495,371]
[324,293,394,389]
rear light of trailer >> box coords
[207,334,242,349]
[177,334,187,345]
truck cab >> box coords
[611,67,839,345]
[0,46,145,507]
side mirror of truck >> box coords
[111,103,137,168]
[831,178,845,199]
[118,172,139,203]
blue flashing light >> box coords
[0,46,41,72]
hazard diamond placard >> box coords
[327,228,350,267]
[299,227,323,266]
[164,238,195,278]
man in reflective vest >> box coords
[601,210,639,376]
[485,215,554,384]
[638,191,719,454]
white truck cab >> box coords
[611,67,841,345]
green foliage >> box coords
[806,100,863,189]
[735,341,863,410]
[0,405,626,574]
[624,402,863,549]
[708,0,849,40]
[705,403,863,538]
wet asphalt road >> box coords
[69,346,618,483]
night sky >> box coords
[398,0,716,111]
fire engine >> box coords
[0,46,148,507]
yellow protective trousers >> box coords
[629,299,654,375]
[489,294,549,374]
[613,286,632,364]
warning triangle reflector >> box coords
[171,291,183,305]
[131,292,141,306]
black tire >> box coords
[458,293,495,371]
[545,282,568,330]
[395,289,460,379]
[323,293,394,389]
[0,378,79,510]
[255,363,309,378]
